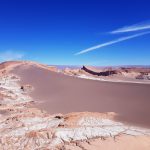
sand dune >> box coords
[0,61,149,149]
[11,63,150,128]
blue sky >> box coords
[0,0,150,66]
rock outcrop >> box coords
[81,66,117,76]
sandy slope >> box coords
[0,61,150,149]
[66,136,150,150]
[9,62,150,128]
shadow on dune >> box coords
[12,65,150,128]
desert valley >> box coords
[0,61,150,149]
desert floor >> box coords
[13,65,150,128]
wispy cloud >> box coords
[75,31,150,55]
[0,50,24,61]
[111,21,150,34]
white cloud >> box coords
[75,31,150,55]
[111,21,150,34]
[0,50,24,61]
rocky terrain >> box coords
[0,61,150,149]
[62,65,150,84]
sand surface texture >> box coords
[12,62,150,128]
[0,61,149,149]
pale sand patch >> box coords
[79,135,150,150]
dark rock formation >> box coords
[81,66,117,76]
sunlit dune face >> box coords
[10,63,150,128]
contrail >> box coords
[75,31,150,55]
[111,21,150,34]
